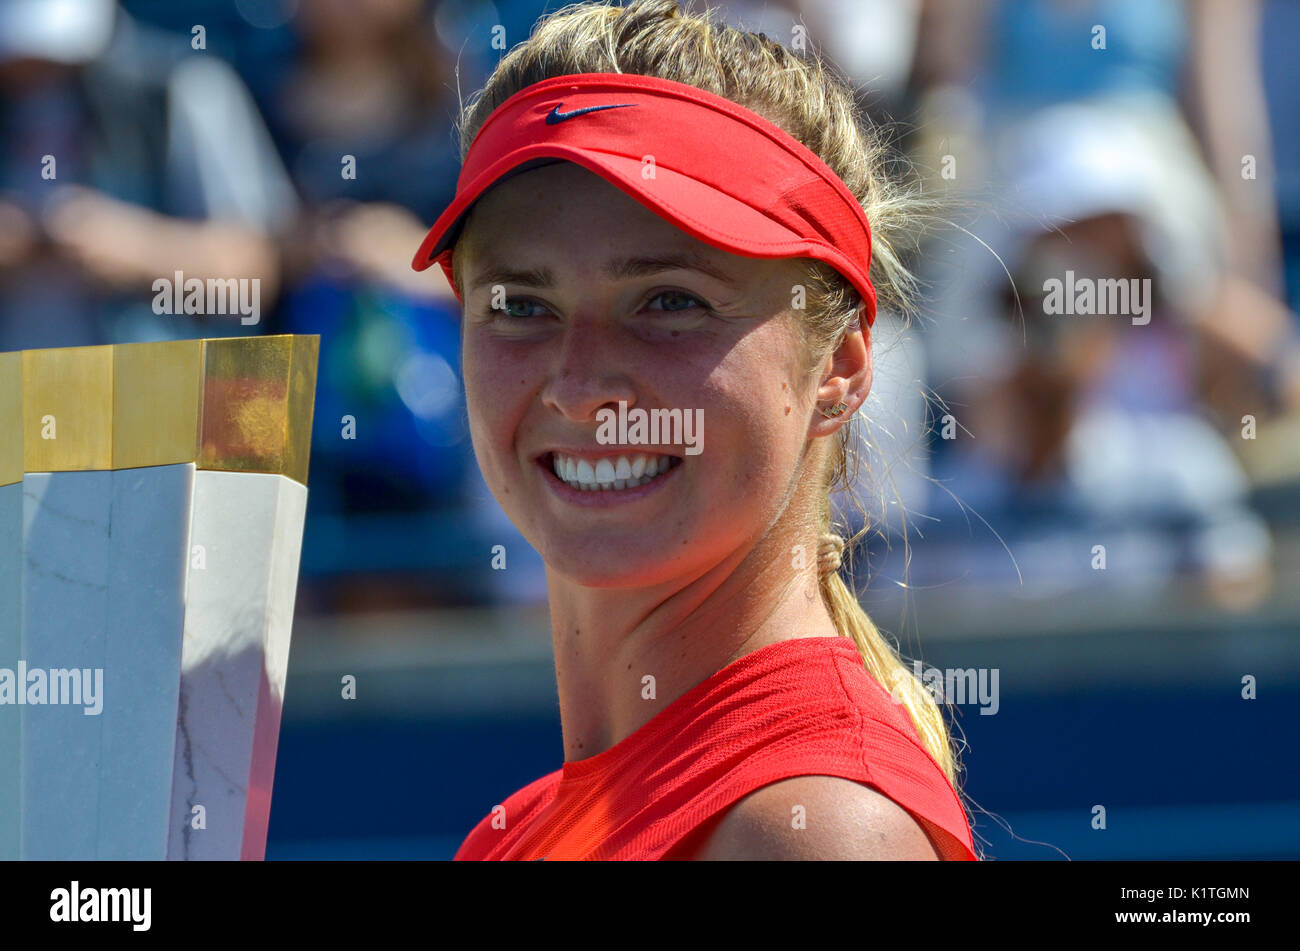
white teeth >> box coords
[550,452,680,492]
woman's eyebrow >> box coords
[603,252,740,288]
[468,264,553,293]
[467,252,740,293]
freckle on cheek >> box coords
[785,406,791,415]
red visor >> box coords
[412,73,878,326]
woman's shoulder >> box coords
[453,769,562,860]
[665,775,942,860]
[652,638,977,860]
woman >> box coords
[411,0,978,860]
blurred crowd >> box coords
[1,0,1297,613]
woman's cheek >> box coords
[463,380,513,496]
[464,340,514,431]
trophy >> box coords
[0,334,318,859]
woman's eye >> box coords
[483,290,709,321]
[490,298,545,319]
[647,290,710,313]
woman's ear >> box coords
[811,301,872,435]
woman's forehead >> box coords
[458,163,801,289]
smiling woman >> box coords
[410,0,977,861]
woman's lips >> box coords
[536,451,682,507]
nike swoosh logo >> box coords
[545,103,636,124]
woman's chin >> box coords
[543,547,683,589]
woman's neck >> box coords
[545,526,838,762]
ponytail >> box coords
[819,516,957,785]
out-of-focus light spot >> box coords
[434,0,500,53]
[236,0,299,31]
[0,0,115,64]
[395,351,459,421]
[355,318,412,393]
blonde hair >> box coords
[449,0,962,791]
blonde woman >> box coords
[412,0,977,861]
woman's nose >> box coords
[541,314,637,422]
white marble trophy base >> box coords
[2,466,306,860]
[168,470,307,860]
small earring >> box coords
[819,401,848,419]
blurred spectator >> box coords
[269,0,464,514]
[1260,0,1300,362]
[0,0,296,350]
[911,0,1300,428]
[262,0,545,607]
[918,96,1274,607]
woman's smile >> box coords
[536,449,685,508]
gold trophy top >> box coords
[0,335,319,487]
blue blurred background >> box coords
[2,0,1299,859]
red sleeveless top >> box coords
[454,636,977,860]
